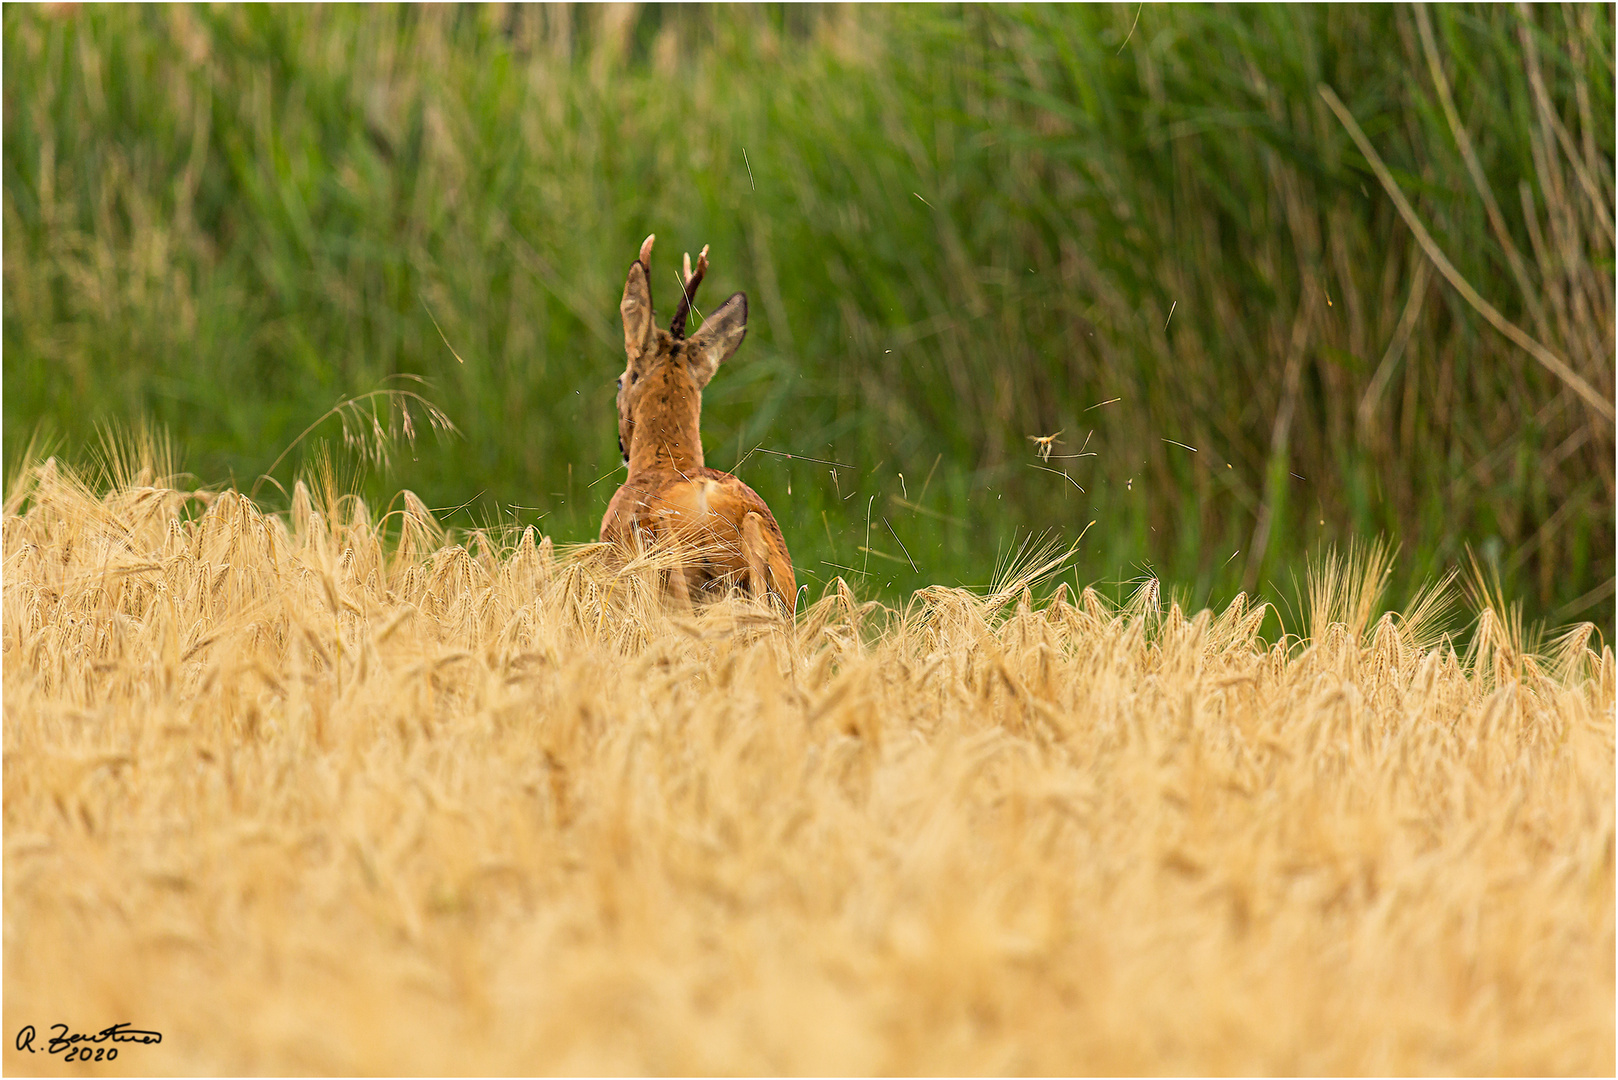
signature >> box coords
[16,1023,162,1062]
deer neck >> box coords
[627,382,705,480]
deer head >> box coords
[616,235,748,469]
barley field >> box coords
[3,450,1611,1076]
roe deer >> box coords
[600,235,797,614]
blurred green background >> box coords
[5,4,1613,630]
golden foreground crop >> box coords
[4,458,1613,1076]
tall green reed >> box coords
[4,4,1611,631]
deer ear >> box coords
[684,292,747,389]
[621,260,655,362]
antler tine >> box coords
[638,234,655,268]
[669,244,710,339]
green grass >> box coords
[4,4,1612,635]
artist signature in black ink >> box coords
[15,1023,162,1062]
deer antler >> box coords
[638,234,655,268]
[669,244,709,339]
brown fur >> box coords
[600,237,797,614]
